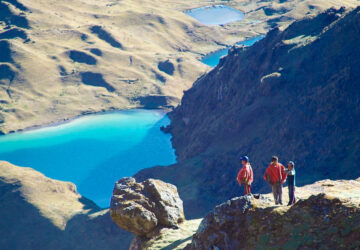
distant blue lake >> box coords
[201,36,265,67]
[0,109,176,208]
[185,5,244,26]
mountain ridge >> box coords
[135,6,360,218]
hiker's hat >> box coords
[241,156,249,162]
[288,161,295,166]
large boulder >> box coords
[110,177,185,238]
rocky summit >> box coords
[186,178,360,249]
[110,177,185,239]
[113,177,360,249]
[135,7,360,218]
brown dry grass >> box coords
[0,0,358,133]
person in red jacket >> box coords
[237,156,254,195]
[264,156,287,205]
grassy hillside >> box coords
[1,0,357,133]
[0,161,133,249]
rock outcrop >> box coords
[135,7,360,218]
[110,177,185,238]
[0,161,132,250]
[185,178,360,249]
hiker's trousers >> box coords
[271,183,283,204]
[288,184,296,205]
[243,183,251,195]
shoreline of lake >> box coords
[1,106,172,136]
[200,35,265,67]
[0,109,177,208]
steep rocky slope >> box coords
[0,161,132,249]
[135,7,360,218]
[0,0,358,133]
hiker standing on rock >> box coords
[264,156,287,205]
[237,156,254,195]
[284,161,296,205]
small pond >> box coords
[185,5,244,26]
[0,109,176,208]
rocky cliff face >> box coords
[0,161,132,250]
[135,7,360,218]
[185,178,360,249]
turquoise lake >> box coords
[185,5,244,26]
[201,36,265,67]
[0,109,176,208]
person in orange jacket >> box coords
[263,156,287,205]
[237,156,254,195]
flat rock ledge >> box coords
[185,179,360,249]
[110,177,185,240]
